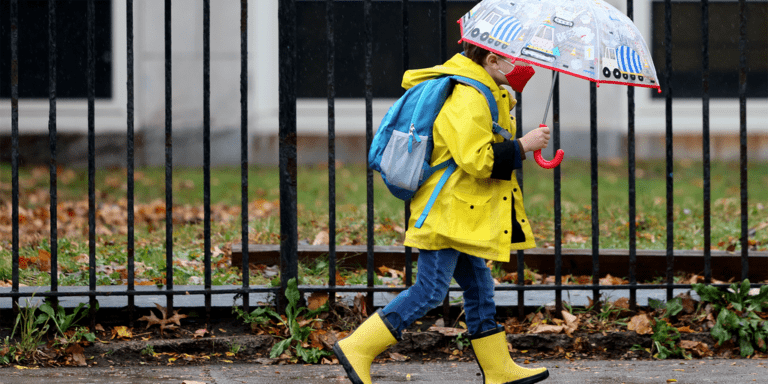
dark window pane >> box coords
[296,0,475,98]
[0,0,113,99]
[652,1,767,99]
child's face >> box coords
[484,54,514,87]
[485,55,532,87]
[486,55,535,93]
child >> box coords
[333,42,551,384]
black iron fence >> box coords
[2,0,765,326]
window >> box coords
[652,1,767,98]
[0,0,113,99]
[484,11,500,24]
[296,0,476,98]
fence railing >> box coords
[2,0,765,327]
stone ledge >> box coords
[83,331,719,365]
[232,244,768,281]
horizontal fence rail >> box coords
[1,0,765,329]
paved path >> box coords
[0,359,766,383]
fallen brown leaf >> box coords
[680,340,712,357]
[137,303,188,335]
[353,293,367,318]
[564,231,587,244]
[307,292,329,311]
[65,343,87,367]
[193,328,208,339]
[531,324,564,334]
[627,314,653,335]
[426,326,467,337]
[679,293,697,314]
[561,310,579,337]
[599,274,627,286]
[37,249,51,272]
[527,312,545,327]
[612,297,630,310]
[111,326,133,340]
[312,230,330,245]
[499,272,518,283]
[335,271,346,286]
[388,352,410,361]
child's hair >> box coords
[463,41,492,66]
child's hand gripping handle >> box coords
[533,124,564,169]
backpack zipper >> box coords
[408,124,422,153]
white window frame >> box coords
[0,0,127,135]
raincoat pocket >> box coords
[447,191,492,241]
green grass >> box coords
[521,159,768,250]
[0,159,766,287]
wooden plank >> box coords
[230,244,768,281]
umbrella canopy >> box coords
[459,0,660,91]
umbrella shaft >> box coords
[542,71,559,126]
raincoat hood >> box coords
[402,53,517,109]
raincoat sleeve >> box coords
[436,85,522,180]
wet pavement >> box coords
[0,359,766,383]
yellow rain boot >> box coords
[333,310,399,384]
[470,326,549,384]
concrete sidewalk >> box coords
[0,359,765,384]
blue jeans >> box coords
[380,248,497,339]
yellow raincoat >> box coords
[403,53,536,261]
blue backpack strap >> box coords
[421,158,453,181]
[410,77,445,132]
[449,75,513,141]
[449,75,498,122]
[415,160,457,229]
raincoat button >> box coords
[503,196,507,200]
[513,188,518,192]
[505,230,508,234]
[502,94,506,98]
[522,219,526,223]
[470,205,474,209]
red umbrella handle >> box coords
[533,124,564,169]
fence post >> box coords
[702,0,711,285]
[664,0,674,301]
[326,0,337,306]
[48,0,60,312]
[127,0,136,326]
[278,0,299,313]
[10,0,20,314]
[240,0,250,314]
[364,0,375,315]
[87,0,98,329]
[626,0,638,311]
[738,0,748,280]
[163,0,174,315]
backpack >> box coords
[368,75,513,229]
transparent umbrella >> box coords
[458,0,661,168]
